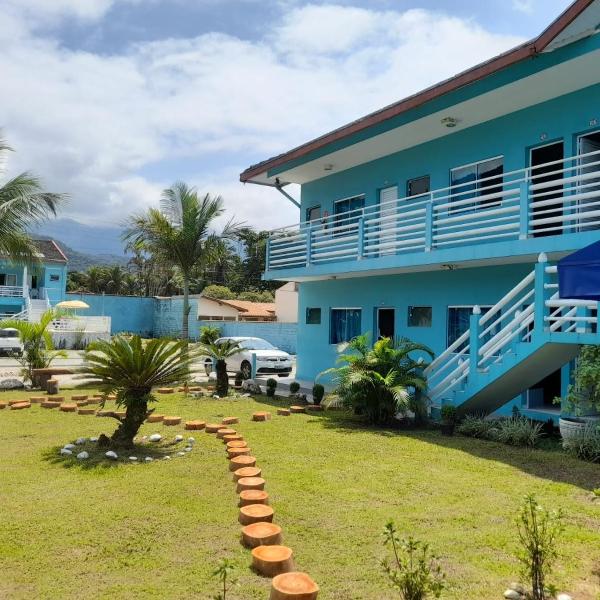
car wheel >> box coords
[240,361,252,380]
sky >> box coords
[0,0,574,248]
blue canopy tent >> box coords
[558,240,600,300]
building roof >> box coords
[240,0,597,185]
[203,296,276,319]
[0,238,68,264]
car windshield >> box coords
[0,330,18,338]
[239,338,277,351]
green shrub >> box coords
[199,325,221,345]
[382,520,445,599]
[212,558,237,600]
[456,414,498,439]
[266,378,277,397]
[562,425,600,463]
[289,381,300,394]
[312,383,325,405]
[496,416,544,448]
[515,494,564,600]
[440,405,457,423]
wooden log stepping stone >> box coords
[228,447,251,459]
[86,398,102,404]
[222,416,239,425]
[10,401,31,410]
[205,423,222,433]
[71,395,88,402]
[307,404,324,411]
[226,440,248,450]
[163,416,181,426]
[29,396,46,404]
[241,521,281,547]
[114,411,127,418]
[270,572,319,600]
[96,410,114,417]
[41,401,60,409]
[156,388,174,394]
[185,420,206,430]
[239,489,269,507]
[48,396,65,403]
[216,428,236,439]
[277,408,291,416]
[289,406,306,414]
[239,503,274,526]
[78,407,96,415]
[147,414,165,423]
[252,411,271,421]
[0,402,6,409]
[229,455,256,471]
[236,476,265,494]
[107,394,117,400]
[233,466,261,481]
[252,545,294,577]
[60,404,77,413]
[223,433,243,443]
[76,401,88,407]
[8,399,24,406]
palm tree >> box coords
[81,336,193,447]
[124,182,237,340]
[0,136,64,262]
[321,334,433,425]
[0,309,67,386]
[198,339,243,397]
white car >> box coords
[0,328,23,356]
[203,337,293,379]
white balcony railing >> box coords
[266,149,600,271]
[0,285,24,298]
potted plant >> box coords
[234,371,244,389]
[440,404,457,436]
[558,346,600,441]
[266,378,277,398]
[312,383,325,406]
[289,381,300,398]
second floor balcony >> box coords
[265,149,600,280]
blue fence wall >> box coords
[153,298,200,338]
[65,293,155,336]
[197,320,297,354]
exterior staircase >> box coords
[425,254,599,414]
[27,298,50,323]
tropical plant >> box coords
[456,414,499,439]
[515,494,564,600]
[312,383,325,405]
[382,520,445,599]
[0,136,65,262]
[203,284,236,300]
[266,377,277,397]
[0,309,67,385]
[211,558,237,600]
[559,345,600,415]
[80,336,192,447]
[440,404,457,423]
[561,424,600,463]
[321,334,432,425]
[198,339,243,397]
[496,416,544,448]
[199,324,221,345]
[289,381,300,394]
[124,182,237,340]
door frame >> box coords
[375,306,396,340]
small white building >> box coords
[274,282,298,323]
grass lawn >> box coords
[0,389,599,599]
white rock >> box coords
[557,595,573,600]
[105,451,118,460]
[504,591,522,600]
[187,437,195,444]
[129,456,138,462]
[149,433,162,442]
[60,448,73,456]
[64,443,76,450]
[177,451,185,457]
[76,451,89,460]
[90,437,98,442]
[242,393,251,397]
[144,457,153,462]
[163,455,171,460]
[174,435,183,442]
[75,437,87,445]
[212,394,220,399]
[509,584,525,594]
[184,446,192,452]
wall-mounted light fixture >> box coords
[323,163,334,172]
[441,117,459,128]
[540,132,548,141]
[590,118,598,127]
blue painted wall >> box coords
[65,293,155,336]
[153,297,200,339]
[198,320,297,354]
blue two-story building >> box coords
[0,239,68,320]
[241,0,600,420]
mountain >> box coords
[58,242,129,272]
[31,218,125,256]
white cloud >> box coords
[512,0,534,14]
[0,3,525,231]
[2,0,118,24]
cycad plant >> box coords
[321,334,432,425]
[198,339,243,397]
[81,336,193,447]
[0,309,66,386]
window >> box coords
[447,305,493,349]
[450,157,503,210]
[408,306,432,327]
[330,308,361,344]
[0,274,17,286]
[306,205,321,222]
[334,195,364,232]
[49,274,60,282]
[306,307,321,324]
[407,176,430,197]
